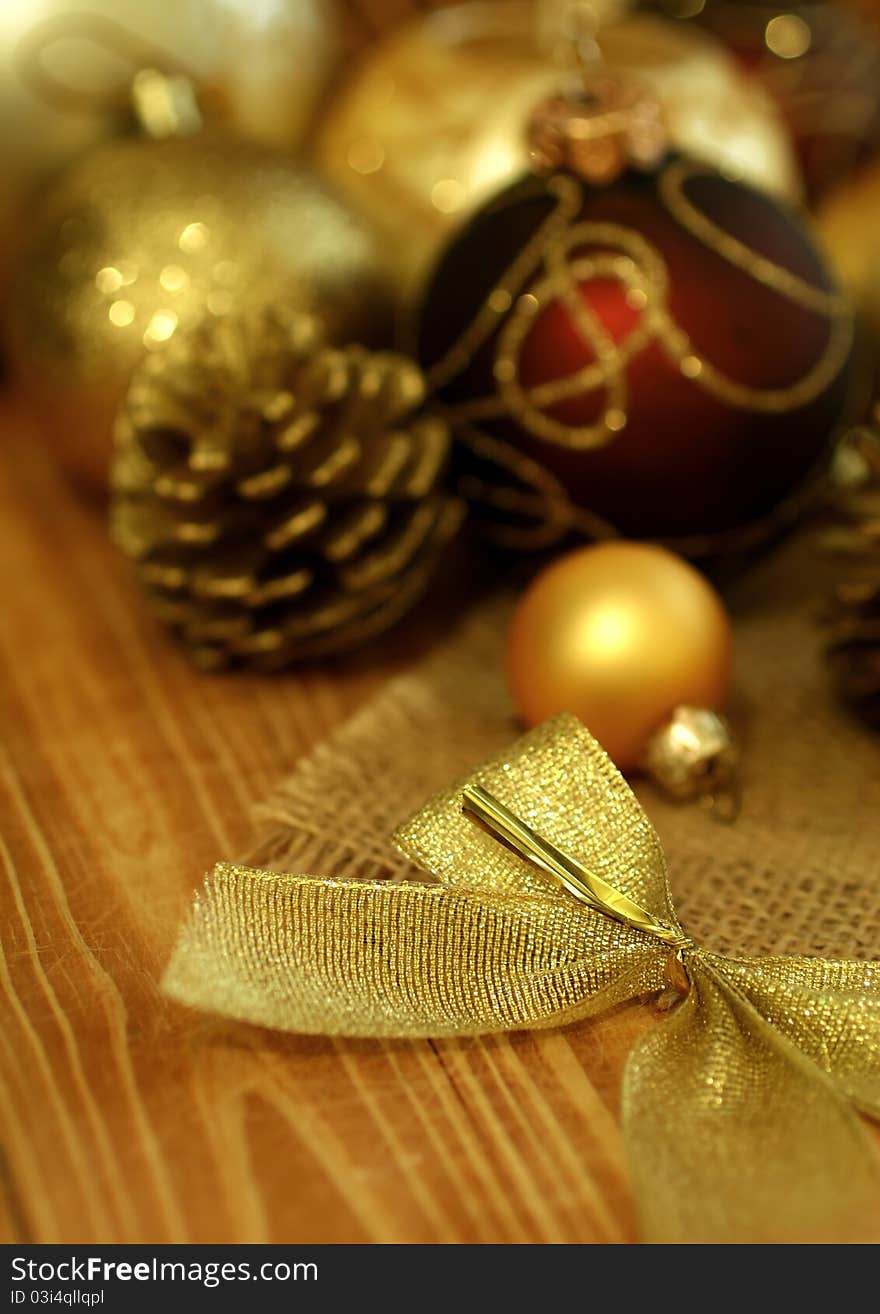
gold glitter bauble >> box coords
[506,542,732,769]
[0,0,336,301]
[111,305,463,669]
[4,133,389,493]
[314,2,800,297]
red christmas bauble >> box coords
[416,154,854,552]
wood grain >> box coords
[0,395,647,1243]
[4,0,877,1247]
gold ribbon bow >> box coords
[165,714,880,1243]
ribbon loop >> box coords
[164,711,880,1241]
[461,781,686,947]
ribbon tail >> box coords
[163,863,664,1038]
[622,955,880,1243]
[711,954,880,1118]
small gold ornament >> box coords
[0,1,336,302]
[165,714,880,1243]
[111,305,463,669]
[642,705,739,815]
[4,87,390,494]
[314,3,800,297]
[505,542,735,796]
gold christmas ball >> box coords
[815,159,880,338]
[0,0,336,301]
[4,132,389,493]
[314,2,799,297]
[506,542,733,769]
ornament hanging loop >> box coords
[538,0,603,74]
[530,1,667,184]
[14,11,205,126]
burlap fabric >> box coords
[244,528,880,962]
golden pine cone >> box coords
[110,307,463,668]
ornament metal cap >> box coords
[527,74,668,185]
[642,705,740,820]
[131,68,203,140]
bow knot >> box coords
[165,712,880,1242]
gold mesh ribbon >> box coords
[164,713,880,1243]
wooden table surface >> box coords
[0,394,649,1244]
[3,0,877,1250]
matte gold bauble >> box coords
[314,2,799,296]
[506,542,733,770]
[0,1,336,301]
[4,134,389,493]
